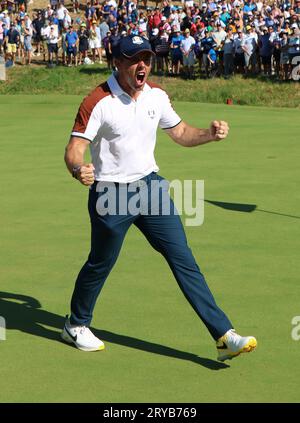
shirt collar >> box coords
[107,72,152,98]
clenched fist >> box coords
[209,120,229,141]
[75,163,95,186]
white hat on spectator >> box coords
[202,3,207,8]
[291,23,298,29]
[152,28,159,35]
[161,16,167,21]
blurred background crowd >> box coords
[0,0,299,80]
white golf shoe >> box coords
[216,329,257,362]
[61,316,105,352]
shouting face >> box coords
[116,51,153,99]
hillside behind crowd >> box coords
[0,0,299,81]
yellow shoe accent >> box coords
[217,330,257,362]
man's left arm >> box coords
[165,120,229,147]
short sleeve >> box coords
[158,91,181,130]
[71,99,102,142]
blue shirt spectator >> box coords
[208,47,217,63]
[66,30,78,47]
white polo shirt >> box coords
[71,73,181,183]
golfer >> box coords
[62,35,257,361]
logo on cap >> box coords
[132,36,144,45]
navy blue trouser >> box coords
[70,172,232,340]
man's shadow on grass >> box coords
[205,200,300,220]
[0,291,228,370]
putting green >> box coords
[0,95,299,402]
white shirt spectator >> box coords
[255,1,263,12]
[242,32,258,55]
[180,34,195,53]
[2,14,10,30]
[268,30,277,44]
[213,28,227,49]
[48,28,59,44]
[57,5,68,20]
[24,16,32,29]
[232,0,241,7]
[108,0,117,7]
[25,24,33,37]
[45,6,54,19]
[63,12,72,29]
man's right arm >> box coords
[64,136,95,186]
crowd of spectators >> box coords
[0,0,299,80]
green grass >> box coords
[0,95,300,402]
[1,64,300,107]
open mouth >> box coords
[136,71,146,85]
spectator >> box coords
[234,29,245,73]
[78,22,89,65]
[5,21,19,64]
[23,14,33,65]
[89,19,102,63]
[170,28,184,76]
[223,28,235,77]
[279,30,290,80]
[102,29,113,69]
[149,26,159,72]
[0,22,4,55]
[57,2,67,32]
[207,42,218,76]
[109,26,120,68]
[47,24,59,65]
[45,5,54,21]
[259,26,274,75]
[201,28,214,77]
[62,9,72,31]
[242,24,258,74]
[212,21,226,72]
[288,26,300,73]
[180,28,195,79]
[154,27,169,75]
[65,24,78,66]
[32,11,44,56]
